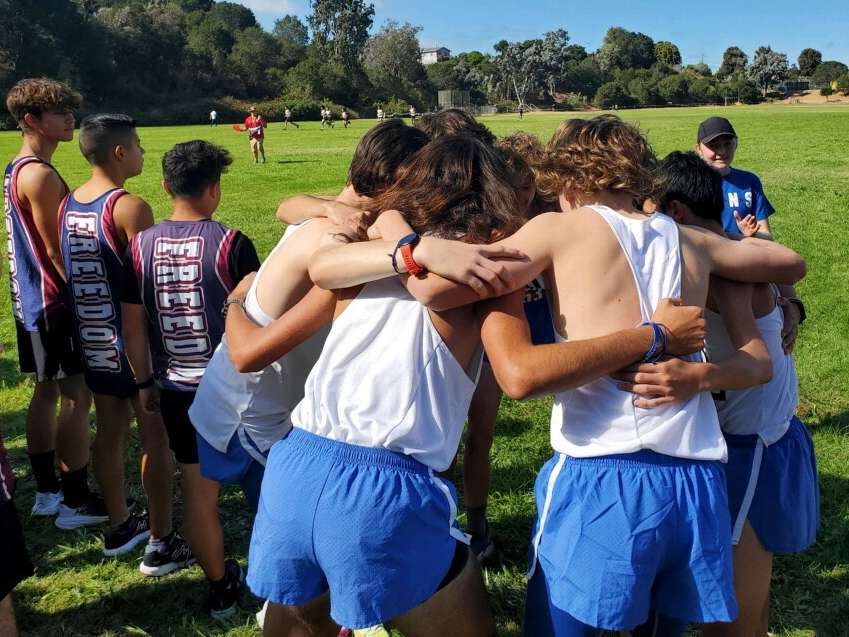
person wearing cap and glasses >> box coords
[244,107,266,164]
[695,117,775,238]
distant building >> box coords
[779,79,812,93]
[421,47,450,65]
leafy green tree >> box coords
[363,21,428,107]
[627,77,659,106]
[684,63,712,77]
[273,15,309,68]
[812,61,849,86]
[229,27,281,97]
[593,80,633,108]
[797,48,822,76]
[496,38,544,104]
[748,46,789,96]
[596,27,655,72]
[308,0,374,68]
[654,41,681,67]
[688,77,718,103]
[562,57,606,98]
[657,74,689,103]
[717,46,748,78]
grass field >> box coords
[1,105,848,636]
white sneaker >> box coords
[31,490,63,516]
[54,496,109,530]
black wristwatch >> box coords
[787,297,807,325]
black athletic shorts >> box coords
[16,321,84,382]
[159,389,199,465]
[0,499,34,599]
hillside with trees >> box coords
[1,0,847,125]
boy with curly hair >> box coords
[4,78,99,527]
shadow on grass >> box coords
[274,160,320,165]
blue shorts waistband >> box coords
[565,448,721,469]
[284,427,429,474]
[723,415,803,448]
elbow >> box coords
[229,348,262,374]
[756,358,773,385]
[778,256,806,285]
[496,364,534,400]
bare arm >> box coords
[112,195,154,247]
[693,227,806,284]
[479,292,707,400]
[613,278,772,408]
[276,195,354,224]
[19,163,67,278]
[122,302,158,412]
[225,285,336,372]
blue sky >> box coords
[236,0,849,70]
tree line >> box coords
[1,0,848,126]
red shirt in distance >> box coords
[244,115,265,139]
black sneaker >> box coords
[469,521,496,564]
[139,530,195,577]
[103,514,150,556]
[208,558,244,620]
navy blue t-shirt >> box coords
[721,167,775,234]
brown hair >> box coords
[537,115,661,204]
[498,132,559,216]
[5,78,82,126]
[348,119,429,197]
[415,109,496,146]
[374,134,523,244]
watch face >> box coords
[398,232,420,247]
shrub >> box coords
[820,87,833,97]
[594,81,634,109]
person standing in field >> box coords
[409,104,417,121]
[3,78,100,527]
[695,117,774,237]
[58,113,193,567]
[283,107,299,129]
[122,140,260,618]
[209,109,217,127]
[518,102,525,119]
[244,106,266,164]
[341,107,351,128]
[377,105,385,122]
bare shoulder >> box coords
[113,193,152,216]
[16,161,65,198]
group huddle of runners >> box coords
[1,77,817,637]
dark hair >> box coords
[162,140,232,199]
[374,134,524,244]
[657,151,724,223]
[348,120,429,197]
[79,114,136,165]
[5,77,82,126]
[415,109,496,146]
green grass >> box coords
[2,104,848,636]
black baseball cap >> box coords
[697,117,737,144]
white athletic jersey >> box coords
[290,277,482,472]
[189,223,330,456]
[210,110,217,119]
[705,287,798,445]
[549,206,726,461]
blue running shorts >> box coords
[197,429,266,513]
[247,427,467,629]
[724,416,819,554]
[525,450,736,633]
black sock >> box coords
[28,450,60,493]
[60,465,91,508]
[466,505,488,536]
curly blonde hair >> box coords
[6,78,82,127]
[537,115,661,204]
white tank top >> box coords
[190,223,330,455]
[290,277,482,472]
[549,206,726,461]
[705,286,798,445]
